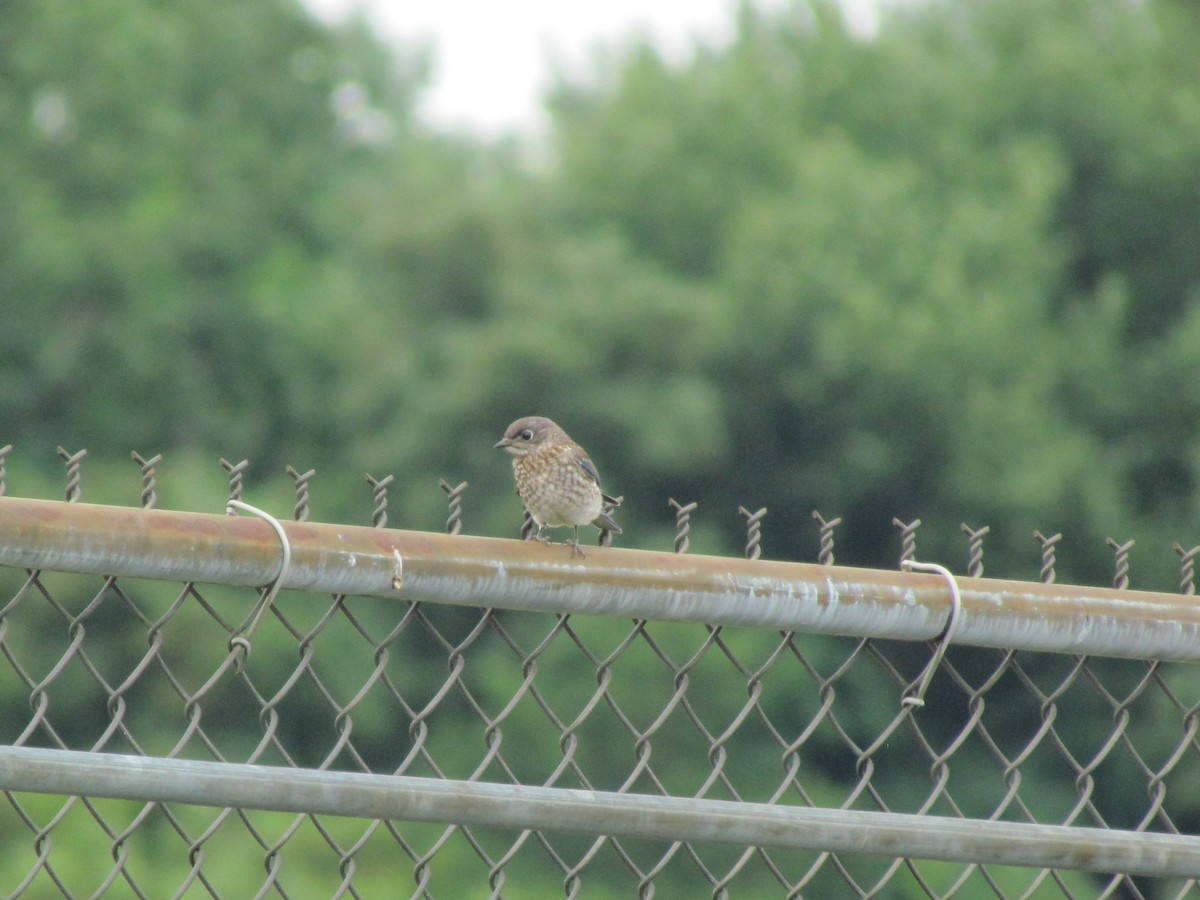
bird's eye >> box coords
[520,429,534,441]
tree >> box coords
[537,0,1200,586]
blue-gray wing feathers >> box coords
[573,449,600,484]
[572,446,622,533]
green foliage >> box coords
[543,0,1200,583]
[6,0,1198,581]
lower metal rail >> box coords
[0,747,1195,878]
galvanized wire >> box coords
[1034,530,1062,584]
[1107,537,1135,590]
[893,517,920,566]
[738,506,766,560]
[812,510,842,567]
[0,444,11,497]
[1174,543,1198,596]
[439,479,468,535]
[56,446,86,503]
[131,451,162,510]
[286,465,315,522]
[365,473,394,528]
[220,458,248,509]
[961,522,989,578]
[1,479,1200,897]
[669,499,697,554]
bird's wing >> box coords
[572,449,601,485]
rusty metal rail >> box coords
[1,496,1199,659]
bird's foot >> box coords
[567,537,586,559]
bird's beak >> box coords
[494,438,511,449]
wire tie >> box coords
[900,559,963,709]
[226,499,292,669]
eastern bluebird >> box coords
[495,416,622,556]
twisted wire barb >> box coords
[286,466,315,522]
[439,479,468,535]
[960,523,990,578]
[1173,544,1199,595]
[1033,531,1062,584]
[599,495,622,548]
[0,443,11,497]
[1106,538,1135,590]
[365,473,394,528]
[892,518,921,566]
[220,458,249,511]
[738,506,767,560]
[812,511,843,566]
[521,510,536,541]
[131,452,163,510]
[57,446,87,503]
[669,499,698,554]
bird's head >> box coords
[494,416,564,456]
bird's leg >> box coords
[568,525,586,558]
[533,523,550,545]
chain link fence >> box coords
[1,449,1199,897]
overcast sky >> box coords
[305,0,879,135]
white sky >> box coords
[305,0,880,135]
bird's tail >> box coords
[595,511,622,534]
[597,492,623,534]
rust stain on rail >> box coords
[3,496,1200,659]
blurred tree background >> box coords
[2,0,1200,894]
[4,0,1199,583]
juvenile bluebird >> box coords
[495,416,622,556]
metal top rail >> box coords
[2,496,1198,660]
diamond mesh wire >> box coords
[2,559,1199,898]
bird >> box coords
[494,416,621,556]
